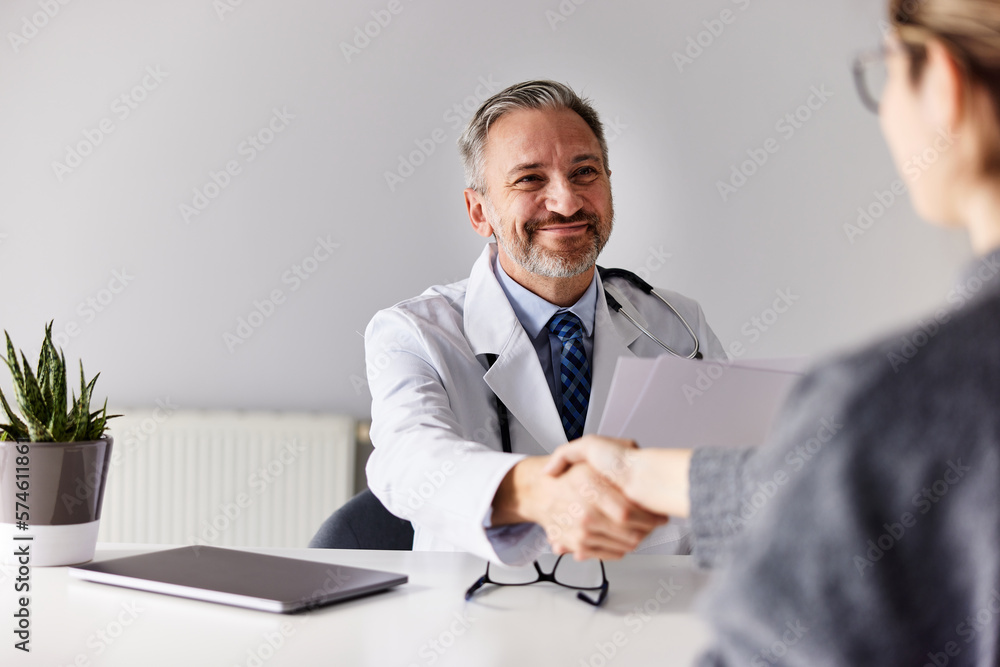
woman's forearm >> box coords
[626,449,692,518]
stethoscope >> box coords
[485,266,702,454]
[596,266,702,361]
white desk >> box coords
[4,544,713,666]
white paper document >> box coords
[598,356,808,449]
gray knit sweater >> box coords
[689,251,1000,665]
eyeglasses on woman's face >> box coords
[853,38,921,113]
[853,46,891,113]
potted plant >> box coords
[0,323,116,566]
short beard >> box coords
[486,200,612,279]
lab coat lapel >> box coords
[464,244,567,452]
[583,272,640,435]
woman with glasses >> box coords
[546,0,1000,662]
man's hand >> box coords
[544,435,694,518]
[491,455,668,560]
[543,435,639,486]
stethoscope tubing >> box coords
[597,267,701,360]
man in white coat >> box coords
[365,80,725,565]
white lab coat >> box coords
[365,243,725,564]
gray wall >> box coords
[0,0,972,417]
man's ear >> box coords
[465,188,494,238]
[920,38,965,131]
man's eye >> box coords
[515,175,541,184]
[574,167,599,178]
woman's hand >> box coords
[542,435,639,489]
[544,436,693,518]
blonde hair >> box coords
[890,0,1000,171]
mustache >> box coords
[523,211,601,235]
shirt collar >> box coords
[492,254,598,340]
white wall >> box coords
[0,0,972,417]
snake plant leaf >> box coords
[22,408,54,443]
[19,351,50,425]
[0,423,27,441]
[67,389,85,440]
[71,364,95,440]
[38,324,55,406]
[47,349,67,440]
[72,398,90,441]
[67,389,78,423]
[80,369,99,410]
[3,331,24,390]
[86,398,108,440]
[0,385,27,436]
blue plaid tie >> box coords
[547,312,591,441]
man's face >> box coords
[475,107,613,278]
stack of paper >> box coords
[598,356,809,449]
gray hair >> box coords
[457,80,609,193]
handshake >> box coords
[491,436,695,561]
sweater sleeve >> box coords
[688,447,758,569]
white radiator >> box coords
[97,409,356,548]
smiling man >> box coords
[364,80,725,565]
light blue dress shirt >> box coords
[492,254,598,409]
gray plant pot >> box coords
[0,436,113,567]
